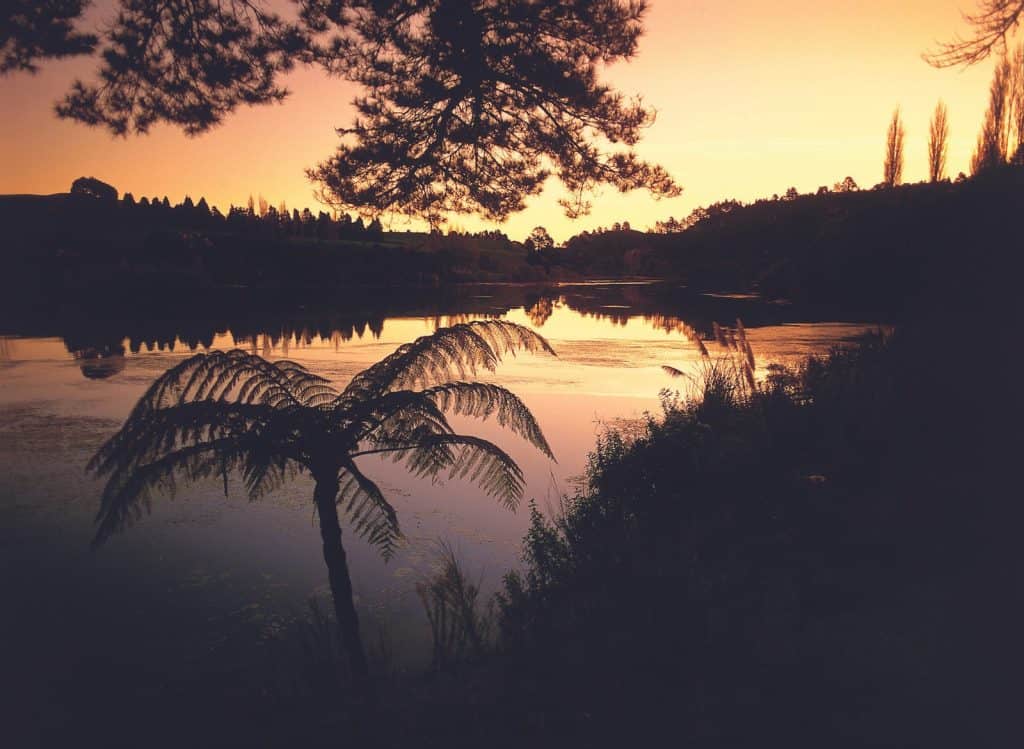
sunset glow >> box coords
[0,0,1000,241]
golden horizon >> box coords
[0,0,1004,242]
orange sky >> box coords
[0,0,1006,242]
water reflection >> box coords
[72,343,126,379]
[0,282,878,382]
[0,281,881,724]
[0,283,881,629]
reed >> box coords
[417,541,494,672]
[663,318,758,414]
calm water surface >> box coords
[0,282,878,730]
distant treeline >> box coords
[29,176,523,248]
[120,190,389,242]
[4,164,1023,317]
[0,180,557,289]
[543,165,1024,315]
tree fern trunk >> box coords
[314,476,374,703]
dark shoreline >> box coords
[6,165,1024,327]
[0,279,889,362]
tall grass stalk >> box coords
[417,541,494,673]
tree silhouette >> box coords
[972,56,1011,173]
[653,216,684,234]
[525,226,555,254]
[833,176,859,193]
[7,0,677,226]
[54,0,307,136]
[87,320,555,702]
[70,176,118,201]
[1012,44,1024,161]
[306,0,679,224]
[925,0,1024,67]
[928,101,950,182]
[883,108,905,187]
[0,0,97,74]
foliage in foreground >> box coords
[490,332,995,745]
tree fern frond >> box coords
[89,334,552,558]
[423,382,554,459]
[93,436,277,547]
[337,463,402,560]
[240,449,298,499]
[88,401,278,476]
[335,388,456,454]
[400,434,526,511]
[129,350,333,414]
[339,321,555,403]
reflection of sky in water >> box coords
[0,297,877,685]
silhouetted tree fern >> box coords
[88,320,556,702]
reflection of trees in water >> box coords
[228,317,389,355]
[10,282,822,380]
[51,307,508,379]
[98,317,390,359]
[231,313,508,356]
[128,335,213,353]
[425,313,503,331]
[571,307,631,327]
[543,289,712,341]
[70,342,127,379]
[530,287,790,364]
[645,314,709,352]
[555,284,807,340]
[522,291,715,346]
[235,322,387,356]
[524,295,555,327]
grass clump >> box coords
[417,540,494,673]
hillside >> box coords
[552,167,1024,315]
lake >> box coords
[0,281,880,738]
